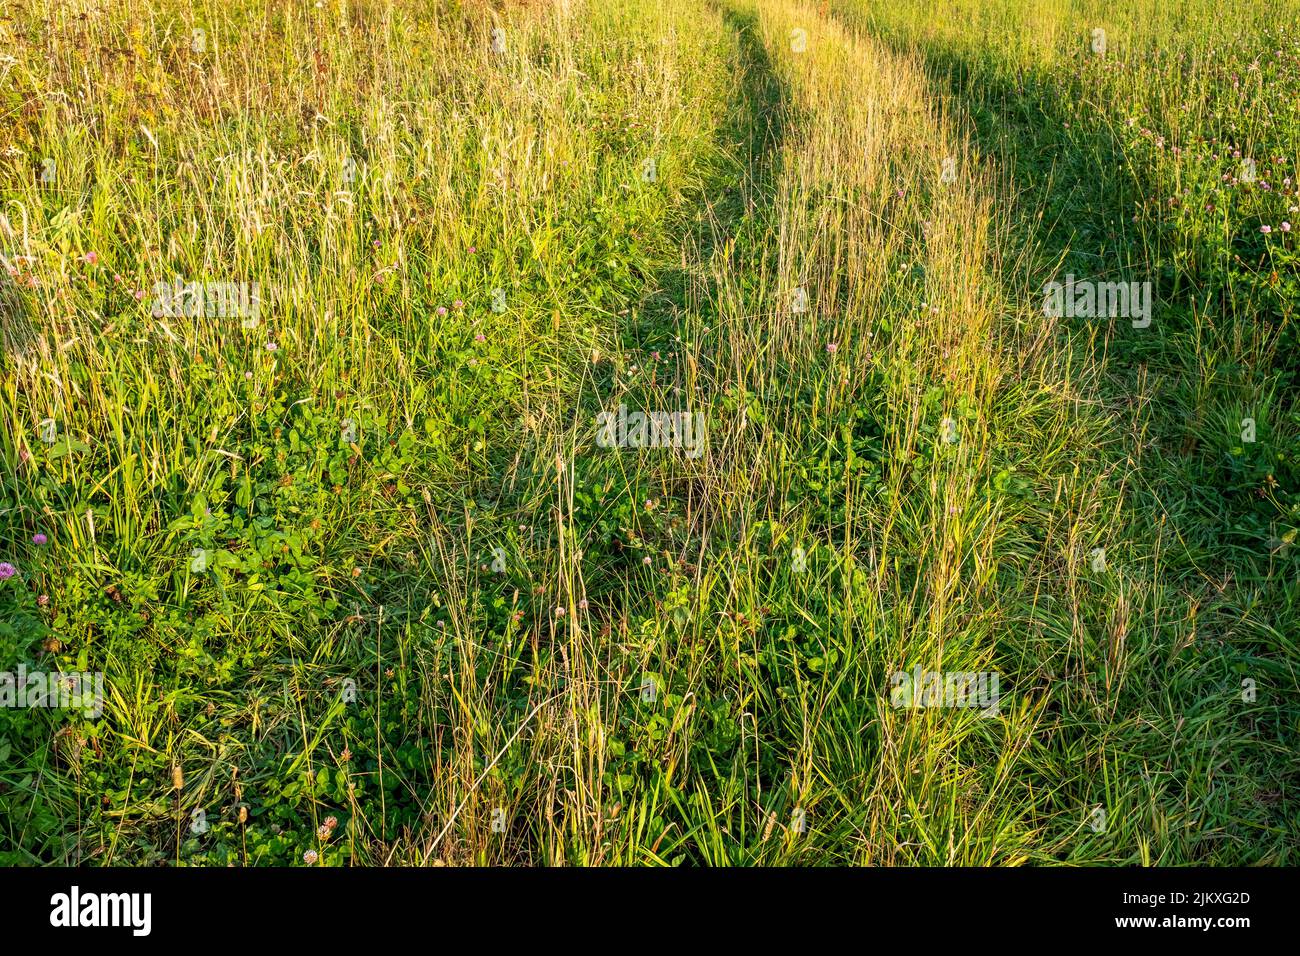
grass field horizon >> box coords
[1,0,1296,866]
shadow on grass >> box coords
[624,2,790,349]
[856,21,1300,863]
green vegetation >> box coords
[1,0,1295,866]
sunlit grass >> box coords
[1,0,1295,866]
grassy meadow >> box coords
[0,0,1296,866]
